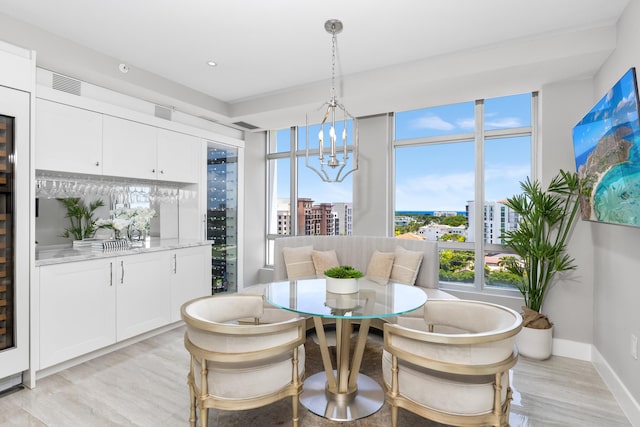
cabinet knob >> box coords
[152,169,156,173]
[160,170,164,174]
[96,161,100,166]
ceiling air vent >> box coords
[52,73,81,96]
[154,105,173,121]
[233,121,259,130]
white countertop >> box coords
[35,238,212,266]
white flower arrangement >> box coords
[113,208,156,231]
[95,207,156,239]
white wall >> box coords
[353,114,393,237]
[538,79,595,345]
[242,131,267,288]
[590,0,640,406]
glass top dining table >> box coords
[264,278,428,319]
[265,278,427,422]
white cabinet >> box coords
[157,129,202,183]
[35,99,103,174]
[116,251,172,340]
[102,115,158,180]
[37,246,211,371]
[170,245,211,322]
[39,259,116,369]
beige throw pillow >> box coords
[282,245,316,279]
[390,246,424,285]
[311,249,340,277]
[365,251,395,285]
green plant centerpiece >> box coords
[57,198,105,241]
[500,170,580,330]
[324,265,364,279]
[324,265,363,294]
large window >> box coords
[266,125,354,264]
[394,93,535,292]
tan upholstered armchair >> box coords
[382,299,522,427]
[181,294,306,427]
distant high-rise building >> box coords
[276,198,352,236]
[333,202,353,235]
[466,200,520,244]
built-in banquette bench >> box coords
[273,235,454,297]
[243,236,456,330]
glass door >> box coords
[206,143,238,293]
[0,86,29,381]
[0,114,14,353]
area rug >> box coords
[208,328,446,426]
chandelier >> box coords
[305,19,359,183]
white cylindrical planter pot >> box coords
[325,277,358,294]
[516,325,553,360]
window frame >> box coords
[393,92,538,295]
[265,126,356,265]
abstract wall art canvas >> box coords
[572,68,640,228]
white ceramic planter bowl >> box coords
[325,277,359,294]
[516,325,553,360]
[325,291,360,309]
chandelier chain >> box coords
[330,28,337,101]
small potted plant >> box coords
[324,265,363,294]
[57,197,105,242]
[500,170,580,359]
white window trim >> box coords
[392,92,538,296]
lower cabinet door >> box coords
[170,245,211,322]
[116,252,171,341]
[39,259,116,369]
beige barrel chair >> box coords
[382,299,523,427]
[181,294,306,427]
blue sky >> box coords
[276,93,532,212]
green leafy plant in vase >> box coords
[324,265,363,294]
[499,170,580,359]
[57,198,105,241]
[324,265,364,279]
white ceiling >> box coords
[0,0,630,130]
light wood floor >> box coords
[0,325,631,426]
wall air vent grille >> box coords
[52,73,81,96]
[154,105,173,121]
[233,121,259,130]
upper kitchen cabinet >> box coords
[102,115,157,180]
[157,129,202,183]
[35,99,103,174]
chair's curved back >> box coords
[383,299,522,427]
[181,294,306,427]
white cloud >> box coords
[456,117,475,129]
[485,117,522,128]
[412,115,455,131]
[396,171,474,211]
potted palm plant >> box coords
[500,170,580,359]
[57,197,105,241]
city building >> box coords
[418,223,467,241]
[466,200,520,244]
[333,202,353,235]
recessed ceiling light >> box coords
[207,60,217,67]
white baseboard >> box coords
[592,347,640,427]
[0,374,21,393]
[552,337,592,361]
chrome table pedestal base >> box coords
[300,371,384,421]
